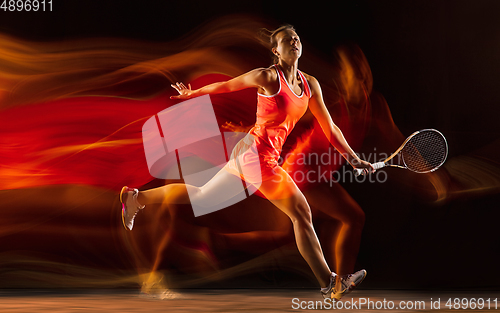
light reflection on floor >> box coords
[0,289,498,312]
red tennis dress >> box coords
[225,65,312,184]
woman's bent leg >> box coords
[305,184,365,276]
[257,166,332,288]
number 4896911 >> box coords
[1,0,52,11]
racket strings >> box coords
[401,130,448,173]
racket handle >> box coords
[354,162,386,177]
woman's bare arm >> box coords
[306,74,373,172]
[171,68,274,99]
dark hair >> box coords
[261,24,296,64]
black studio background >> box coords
[1,0,499,290]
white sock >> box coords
[321,273,337,292]
[133,189,145,209]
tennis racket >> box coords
[354,129,448,176]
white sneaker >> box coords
[321,272,337,299]
[120,186,145,231]
[333,269,367,300]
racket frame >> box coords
[354,128,448,176]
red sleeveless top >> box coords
[224,65,312,183]
[250,65,312,168]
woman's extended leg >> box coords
[121,167,247,230]
[256,166,332,288]
[137,167,245,206]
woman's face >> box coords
[273,29,302,62]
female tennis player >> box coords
[121,25,374,300]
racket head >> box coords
[400,129,448,173]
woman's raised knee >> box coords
[289,202,313,225]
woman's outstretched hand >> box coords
[170,82,194,99]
